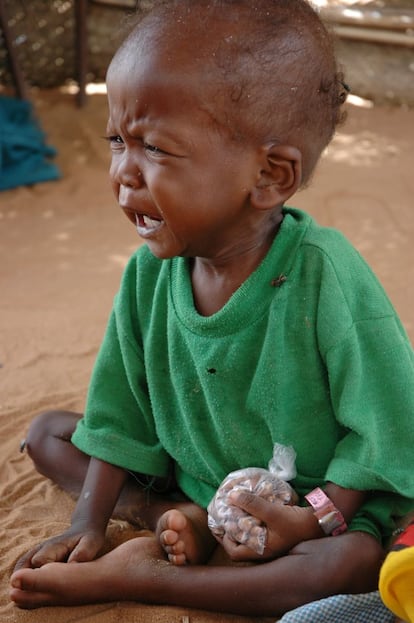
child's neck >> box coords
[190,226,279,317]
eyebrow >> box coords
[123,117,196,150]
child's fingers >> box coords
[14,539,72,571]
[221,533,259,561]
[31,539,75,567]
[13,544,45,572]
[67,534,103,563]
[228,490,284,523]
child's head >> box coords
[105,1,347,259]
[113,0,346,185]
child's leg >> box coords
[23,410,215,562]
[379,521,414,623]
[24,410,176,522]
[10,530,383,615]
[24,410,89,496]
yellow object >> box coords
[379,544,414,622]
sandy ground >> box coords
[0,89,413,622]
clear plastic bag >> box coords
[207,443,298,555]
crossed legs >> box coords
[20,410,216,562]
[10,410,384,616]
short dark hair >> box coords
[121,0,347,184]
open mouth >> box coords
[135,213,164,237]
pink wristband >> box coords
[305,487,347,536]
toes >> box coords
[159,529,188,565]
[10,570,35,592]
[167,552,187,565]
[158,509,188,534]
[160,528,180,547]
[157,509,193,566]
[160,530,185,555]
[10,587,54,609]
[10,572,55,609]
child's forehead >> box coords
[108,12,245,115]
[115,8,247,73]
[107,27,224,108]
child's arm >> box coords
[222,482,366,561]
[15,457,127,570]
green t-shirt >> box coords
[72,208,414,542]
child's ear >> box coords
[251,144,302,210]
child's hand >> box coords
[14,458,128,572]
[14,524,106,571]
[220,490,320,562]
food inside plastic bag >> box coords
[207,443,298,555]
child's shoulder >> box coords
[285,207,397,314]
[285,207,369,274]
[286,207,354,253]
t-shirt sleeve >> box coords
[315,245,414,538]
[71,255,170,477]
[325,315,414,495]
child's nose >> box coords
[115,152,143,189]
[119,168,143,190]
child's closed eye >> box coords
[103,135,124,149]
[143,142,168,156]
[103,136,167,156]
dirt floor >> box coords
[0,89,413,622]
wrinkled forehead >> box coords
[107,7,228,86]
[105,14,233,137]
[106,9,242,133]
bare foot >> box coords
[10,536,166,609]
[157,508,215,565]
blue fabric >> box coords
[278,592,394,623]
[0,95,60,191]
